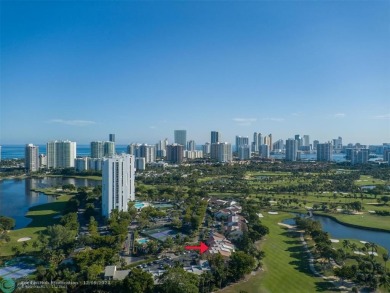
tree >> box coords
[121,268,154,293]
[47,224,77,249]
[383,253,389,272]
[228,251,255,281]
[334,265,356,285]
[158,266,199,293]
[0,216,15,230]
[60,212,79,231]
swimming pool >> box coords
[136,238,149,244]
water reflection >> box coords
[0,177,101,229]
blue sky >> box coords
[1,1,389,145]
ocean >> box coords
[0,144,350,162]
[0,145,128,159]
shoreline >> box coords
[312,211,390,233]
[281,208,390,233]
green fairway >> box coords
[355,175,388,186]
[0,194,72,256]
[221,213,336,293]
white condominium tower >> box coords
[25,144,39,172]
[102,154,135,218]
[47,140,76,168]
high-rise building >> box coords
[217,142,232,162]
[25,144,39,172]
[211,131,220,144]
[156,138,169,158]
[285,139,298,161]
[187,140,196,151]
[313,140,319,150]
[75,157,89,172]
[140,144,156,163]
[47,140,76,168]
[0,145,2,162]
[252,132,259,152]
[39,154,47,168]
[333,136,343,151]
[174,130,187,149]
[166,144,184,164]
[235,136,249,152]
[203,142,211,155]
[259,144,270,158]
[104,141,115,157]
[272,139,284,152]
[102,154,135,217]
[91,141,105,158]
[135,157,146,171]
[303,135,310,147]
[89,158,103,171]
[317,142,333,162]
[294,135,302,148]
[238,145,251,160]
[351,149,369,165]
[264,134,273,151]
[109,134,115,142]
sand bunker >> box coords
[268,211,279,215]
[17,237,31,242]
[330,239,339,243]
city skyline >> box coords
[1,1,389,145]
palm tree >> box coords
[342,240,350,251]
[383,253,389,272]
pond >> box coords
[0,177,101,229]
[283,213,390,252]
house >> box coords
[225,214,248,240]
[104,266,131,281]
[206,232,235,258]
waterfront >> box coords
[0,177,101,229]
[283,214,390,252]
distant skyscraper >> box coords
[156,138,169,158]
[25,144,39,172]
[303,135,310,147]
[203,142,211,155]
[166,144,184,164]
[109,134,115,143]
[351,149,369,165]
[252,132,259,152]
[104,141,115,157]
[259,144,270,159]
[235,136,249,152]
[174,130,187,149]
[333,136,343,151]
[47,140,76,168]
[285,139,298,161]
[217,142,232,162]
[140,144,156,163]
[187,140,196,151]
[0,145,2,162]
[102,154,135,217]
[75,157,89,172]
[317,142,333,162]
[313,140,319,150]
[238,145,251,160]
[91,141,105,158]
[211,131,220,144]
[272,139,284,152]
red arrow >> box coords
[185,242,209,254]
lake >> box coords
[0,177,101,229]
[283,213,390,252]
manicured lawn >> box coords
[355,175,388,186]
[0,194,72,257]
[220,213,336,293]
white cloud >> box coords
[263,117,285,122]
[372,114,390,120]
[333,113,346,118]
[233,118,257,126]
[48,119,96,126]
